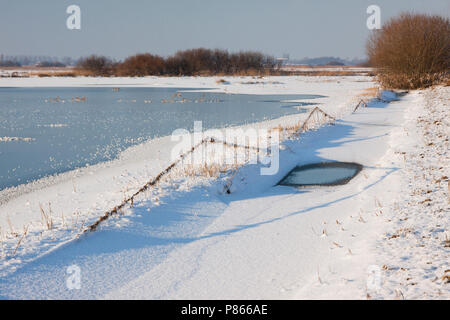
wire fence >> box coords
[84,105,343,233]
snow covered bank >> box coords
[0,76,410,299]
[0,76,375,277]
[103,91,404,300]
[370,86,449,299]
[292,86,449,300]
[5,79,446,300]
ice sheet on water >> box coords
[0,87,318,190]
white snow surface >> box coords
[0,76,448,300]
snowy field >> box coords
[0,75,447,299]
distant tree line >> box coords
[35,61,67,67]
[0,55,77,67]
[0,60,21,67]
[76,49,277,76]
[0,60,67,68]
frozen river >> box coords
[0,86,321,190]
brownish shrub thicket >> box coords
[367,13,449,89]
[115,54,165,76]
[165,49,275,75]
[76,55,115,76]
[77,49,276,77]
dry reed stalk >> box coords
[7,215,15,235]
[39,203,53,230]
[12,225,29,256]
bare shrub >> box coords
[367,13,449,89]
[115,53,165,76]
[165,48,216,75]
[229,51,275,75]
[116,48,275,76]
[77,49,276,77]
[76,55,115,76]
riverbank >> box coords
[0,76,376,279]
[1,77,447,299]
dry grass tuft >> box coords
[39,203,53,230]
[359,87,380,99]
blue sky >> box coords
[1,0,449,59]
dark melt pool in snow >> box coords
[278,162,363,187]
